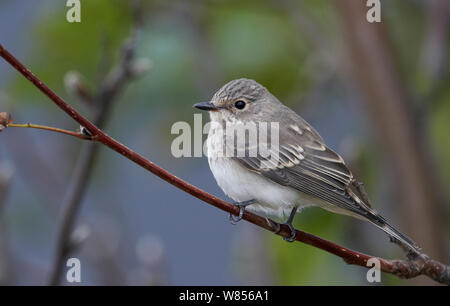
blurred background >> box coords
[0,0,449,285]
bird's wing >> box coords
[233,118,378,221]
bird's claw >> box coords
[271,219,296,242]
[283,223,296,242]
[280,206,298,242]
[270,207,298,242]
[229,206,245,224]
[228,199,256,225]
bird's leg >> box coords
[229,199,256,224]
[274,206,298,242]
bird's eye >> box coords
[234,100,246,110]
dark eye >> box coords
[234,100,246,110]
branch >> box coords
[46,24,147,285]
[1,44,449,285]
[6,122,90,140]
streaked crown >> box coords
[212,78,268,104]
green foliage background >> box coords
[1,0,448,285]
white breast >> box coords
[206,128,313,219]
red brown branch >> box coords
[1,43,449,285]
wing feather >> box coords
[233,117,375,219]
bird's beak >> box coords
[193,101,219,111]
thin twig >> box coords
[1,43,449,285]
[8,123,90,140]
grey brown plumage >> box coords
[201,78,421,253]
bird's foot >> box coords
[282,222,297,242]
[229,199,256,225]
[273,206,298,242]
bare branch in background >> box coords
[334,0,448,284]
[46,27,149,285]
[0,161,14,284]
[1,43,449,285]
[44,1,150,285]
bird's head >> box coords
[194,78,280,123]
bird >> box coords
[194,78,420,254]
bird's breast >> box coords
[207,140,306,219]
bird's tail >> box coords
[347,186,421,254]
[369,215,421,254]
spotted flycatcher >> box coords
[194,78,419,253]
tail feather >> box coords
[371,217,421,254]
[348,189,421,254]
